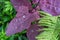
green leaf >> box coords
[9,35,15,40]
[39,11,52,17]
[36,11,60,40]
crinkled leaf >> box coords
[27,24,43,40]
[39,0,60,16]
[6,6,40,36]
[10,0,32,11]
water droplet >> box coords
[23,15,26,18]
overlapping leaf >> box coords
[6,6,40,36]
[27,24,43,40]
[36,15,60,40]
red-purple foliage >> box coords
[39,0,60,16]
[27,24,43,40]
[10,0,32,11]
[6,6,40,36]
[32,0,40,4]
[6,0,60,39]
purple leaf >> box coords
[39,0,60,16]
[32,0,40,4]
[27,24,43,40]
[6,6,40,36]
[10,0,32,11]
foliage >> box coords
[36,11,60,40]
[0,0,28,40]
[6,0,40,38]
[1,0,60,40]
[40,0,60,16]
